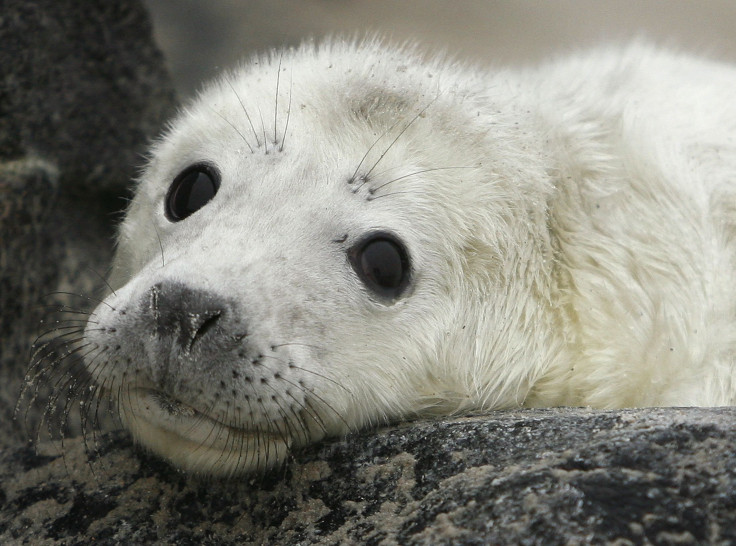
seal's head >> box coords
[84,40,557,476]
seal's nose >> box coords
[148,282,225,354]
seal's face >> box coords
[84,43,553,476]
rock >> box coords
[0,0,176,446]
[0,0,175,193]
[1,408,735,544]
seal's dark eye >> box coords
[349,234,410,300]
[165,164,220,222]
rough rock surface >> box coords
[1,1,735,544]
[1,408,735,544]
[0,0,175,194]
[0,0,176,446]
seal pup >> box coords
[39,39,736,476]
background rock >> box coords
[1,0,175,194]
[0,0,176,447]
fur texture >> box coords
[82,39,736,475]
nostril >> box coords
[189,310,222,351]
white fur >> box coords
[86,39,736,475]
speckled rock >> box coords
[0,0,175,193]
[1,408,735,544]
[0,0,176,446]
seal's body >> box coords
[84,41,736,475]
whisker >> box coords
[254,360,322,442]
[267,392,306,446]
[78,382,101,453]
[25,337,85,392]
[261,351,348,393]
[225,76,261,147]
[113,380,125,427]
[349,115,406,184]
[270,341,323,351]
[85,266,117,298]
[31,324,88,346]
[279,70,293,152]
[188,403,228,465]
[91,363,118,434]
[238,393,260,471]
[35,343,96,444]
[82,346,113,433]
[46,343,96,398]
[369,166,476,194]
[258,107,268,154]
[362,95,440,182]
[286,361,350,393]
[32,303,94,316]
[257,398,280,465]
[152,220,165,268]
[41,291,115,310]
[270,373,329,435]
[303,390,352,434]
[367,190,420,202]
[213,405,239,475]
[258,356,350,430]
[24,337,90,407]
[210,107,255,153]
[232,406,249,475]
[274,53,283,145]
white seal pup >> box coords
[77,39,736,476]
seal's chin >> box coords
[119,389,292,476]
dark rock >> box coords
[0,0,176,446]
[0,0,175,192]
[1,408,734,544]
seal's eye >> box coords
[165,164,220,222]
[349,234,410,300]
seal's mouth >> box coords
[118,388,292,476]
[148,390,197,418]
[124,388,272,440]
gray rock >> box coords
[0,0,175,192]
[0,0,176,447]
[1,408,735,544]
